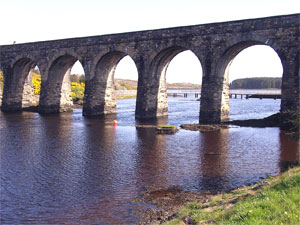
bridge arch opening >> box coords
[84,51,138,117]
[39,55,85,113]
[1,58,41,112]
[218,44,283,121]
[70,61,85,106]
[149,47,203,122]
[114,56,138,119]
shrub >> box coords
[32,72,41,95]
[280,111,300,132]
[0,70,3,91]
[71,82,85,102]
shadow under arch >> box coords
[144,46,203,118]
[39,54,83,113]
[1,58,40,112]
[214,41,283,122]
[83,51,138,116]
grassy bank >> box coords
[161,166,300,225]
[116,94,136,100]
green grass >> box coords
[116,94,136,100]
[161,167,300,225]
[159,125,177,128]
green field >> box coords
[162,166,300,225]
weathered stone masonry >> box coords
[0,14,299,123]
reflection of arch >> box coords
[2,58,39,111]
[83,51,138,116]
[216,42,283,122]
[39,54,83,113]
[147,46,203,117]
[135,127,168,186]
[199,130,229,191]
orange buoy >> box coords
[113,120,118,125]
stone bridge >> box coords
[0,14,299,123]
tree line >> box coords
[230,77,281,89]
[70,74,85,83]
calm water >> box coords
[0,96,299,224]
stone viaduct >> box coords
[0,14,299,123]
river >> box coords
[0,95,299,224]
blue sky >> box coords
[1,0,299,83]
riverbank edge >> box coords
[161,166,300,225]
[137,166,300,225]
[180,112,299,139]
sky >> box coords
[1,0,299,83]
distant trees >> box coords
[230,77,281,89]
[114,79,137,90]
[70,74,85,83]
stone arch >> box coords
[87,47,138,80]
[39,54,83,113]
[214,41,283,121]
[144,46,202,118]
[83,51,139,116]
[1,57,40,112]
[47,50,82,66]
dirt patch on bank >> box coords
[133,178,274,225]
[131,186,215,224]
